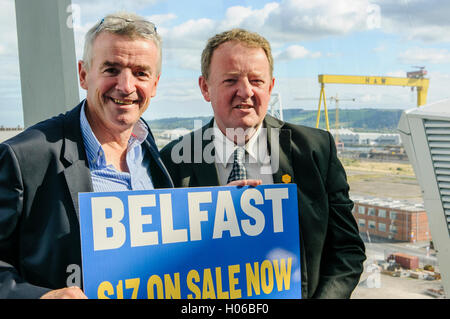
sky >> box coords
[1,0,450,127]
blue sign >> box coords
[78,184,301,299]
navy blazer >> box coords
[160,115,366,298]
[0,102,173,298]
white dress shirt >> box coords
[213,120,274,186]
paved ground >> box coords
[351,240,445,299]
[352,270,443,299]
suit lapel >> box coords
[143,138,174,188]
[193,119,220,186]
[64,161,94,220]
[62,102,93,220]
[265,116,295,184]
[271,129,295,184]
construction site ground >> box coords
[351,240,444,299]
[341,157,446,299]
[343,158,423,203]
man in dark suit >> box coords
[0,13,173,299]
[160,29,366,298]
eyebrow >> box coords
[100,61,153,74]
[224,70,265,76]
[100,61,121,69]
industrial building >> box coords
[330,128,402,146]
[352,195,431,243]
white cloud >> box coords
[218,3,279,31]
[162,47,201,71]
[70,0,169,58]
[262,0,375,42]
[145,78,211,119]
[159,18,216,70]
[275,45,321,61]
[153,78,202,102]
[424,70,450,102]
[72,0,162,23]
[218,5,254,30]
[405,25,450,43]
[360,93,382,103]
[146,13,177,27]
[164,18,216,47]
[375,0,450,43]
[159,0,379,55]
[385,70,408,77]
[71,0,450,77]
[159,0,377,70]
[398,47,450,64]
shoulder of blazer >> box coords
[264,114,332,152]
[265,114,329,138]
[160,118,214,164]
[2,103,84,165]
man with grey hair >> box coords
[0,12,173,298]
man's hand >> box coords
[40,286,88,299]
[227,179,262,187]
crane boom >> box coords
[316,73,430,131]
[319,74,429,105]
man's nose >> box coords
[236,78,254,99]
[115,70,136,95]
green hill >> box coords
[283,108,404,132]
[147,116,213,130]
[147,108,404,133]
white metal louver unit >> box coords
[398,99,450,298]
[426,119,450,233]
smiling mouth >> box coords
[110,97,137,105]
[234,104,253,109]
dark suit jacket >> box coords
[0,102,173,298]
[160,115,366,298]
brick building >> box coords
[351,196,431,242]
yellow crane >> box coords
[296,95,355,142]
[329,94,355,147]
[316,72,430,131]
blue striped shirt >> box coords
[80,101,154,192]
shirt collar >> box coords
[128,118,149,149]
[80,100,149,168]
[213,120,264,166]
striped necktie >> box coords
[227,147,247,183]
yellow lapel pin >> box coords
[282,174,291,184]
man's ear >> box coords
[151,73,161,98]
[198,76,211,102]
[268,76,275,96]
[78,60,88,90]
